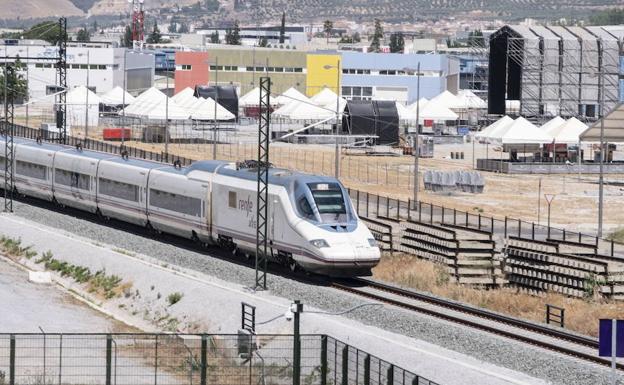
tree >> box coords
[0,57,28,103]
[178,23,190,33]
[146,22,162,44]
[91,19,98,32]
[210,30,220,44]
[225,21,241,45]
[123,26,132,47]
[169,19,177,33]
[258,37,268,47]
[389,32,404,53]
[467,29,485,48]
[279,12,286,44]
[369,19,383,53]
[76,27,91,42]
[21,21,67,45]
[323,20,333,43]
[352,32,361,43]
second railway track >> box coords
[332,277,624,371]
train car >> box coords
[13,139,56,201]
[53,148,113,213]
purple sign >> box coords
[599,319,624,357]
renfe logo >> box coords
[239,196,254,217]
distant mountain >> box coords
[1,0,622,24]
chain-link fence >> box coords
[0,333,438,385]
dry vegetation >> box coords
[373,254,624,337]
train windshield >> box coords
[307,182,351,223]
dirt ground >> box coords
[115,139,624,235]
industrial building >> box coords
[336,51,459,104]
[1,42,155,100]
[488,24,624,121]
[174,45,307,97]
[196,26,310,47]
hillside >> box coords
[1,0,622,23]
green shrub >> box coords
[167,292,183,306]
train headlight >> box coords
[368,238,377,247]
[309,239,330,248]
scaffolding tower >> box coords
[57,17,68,144]
[2,65,15,212]
[504,25,620,124]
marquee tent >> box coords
[121,87,189,120]
[274,87,308,105]
[475,116,514,142]
[581,103,624,143]
[239,87,274,107]
[310,88,339,106]
[99,86,135,106]
[66,86,101,128]
[547,117,588,144]
[497,117,553,144]
[457,90,487,109]
[429,90,465,110]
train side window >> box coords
[99,178,139,202]
[55,169,90,190]
[0,156,5,169]
[228,191,236,208]
[16,160,47,180]
[149,189,202,217]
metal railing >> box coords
[0,333,438,385]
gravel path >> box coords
[10,200,624,385]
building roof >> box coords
[428,90,464,110]
[498,117,553,144]
[581,103,624,143]
[274,87,308,105]
[548,117,588,144]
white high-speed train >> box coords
[0,136,380,276]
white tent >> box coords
[310,88,339,106]
[395,102,412,121]
[457,90,487,109]
[275,87,308,105]
[539,116,566,134]
[239,87,273,107]
[547,117,588,144]
[475,116,514,142]
[190,97,235,121]
[286,98,346,121]
[171,87,196,104]
[419,102,458,122]
[404,98,429,120]
[121,87,189,120]
[66,86,101,128]
[429,90,465,110]
[99,86,135,106]
[497,117,553,144]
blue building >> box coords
[338,52,459,104]
[149,49,176,72]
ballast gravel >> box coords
[11,201,624,385]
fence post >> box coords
[386,364,394,385]
[320,336,327,385]
[154,335,158,385]
[396,199,400,221]
[504,217,508,238]
[441,207,445,224]
[363,354,371,385]
[490,217,494,233]
[407,199,411,220]
[454,209,457,225]
[385,197,389,218]
[341,345,349,385]
[518,219,521,238]
[376,195,380,217]
[200,335,207,385]
[418,201,422,222]
[532,223,535,240]
[366,193,369,217]
[356,190,360,215]
[465,211,468,227]
[106,335,112,385]
[9,334,15,385]
[612,240,615,257]
[430,205,433,224]
[478,214,481,230]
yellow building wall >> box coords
[306,54,341,97]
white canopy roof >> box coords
[99,86,134,105]
[581,103,624,143]
[429,91,464,110]
[547,117,588,144]
[275,87,308,105]
[475,116,514,141]
[539,116,566,134]
[239,87,273,107]
[419,102,458,122]
[310,88,339,106]
[395,102,412,120]
[171,87,195,104]
[457,90,487,109]
[67,86,101,105]
[286,97,346,121]
[120,87,189,120]
[498,117,553,144]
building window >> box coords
[180,64,192,70]
[98,65,106,70]
[285,68,294,73]
[255,66,264,72]
[342,86,373,101]
[246,66,254,72]
[294,68,303,73]
[71,64,79,69]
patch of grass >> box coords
[35,252,126,300]
[373,254,624,337]
[113,248,136,257]
[606,228,624,244]
[0,235,37,259]
[167,292,183,306]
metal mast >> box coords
[3,64,15,212]
[57,17,67,144]
[254,77,271,290]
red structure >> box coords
[174,51,210,94]
[103,128,131,141]
[131,0,145,45]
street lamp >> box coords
[403,63,422,209]
[323,60,341,178]
[587,66,607,237]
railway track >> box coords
[332,277,624,371]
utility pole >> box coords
[292,300,303,385]
[413,62,421,209]
[3,64,15,212]
[121,49,127,146]
[164,72,169,156]
[84,50,90,138]
[334,59,341,178]
[597,62,605,238]
[213,57,219,160]
[57,17,67,144]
